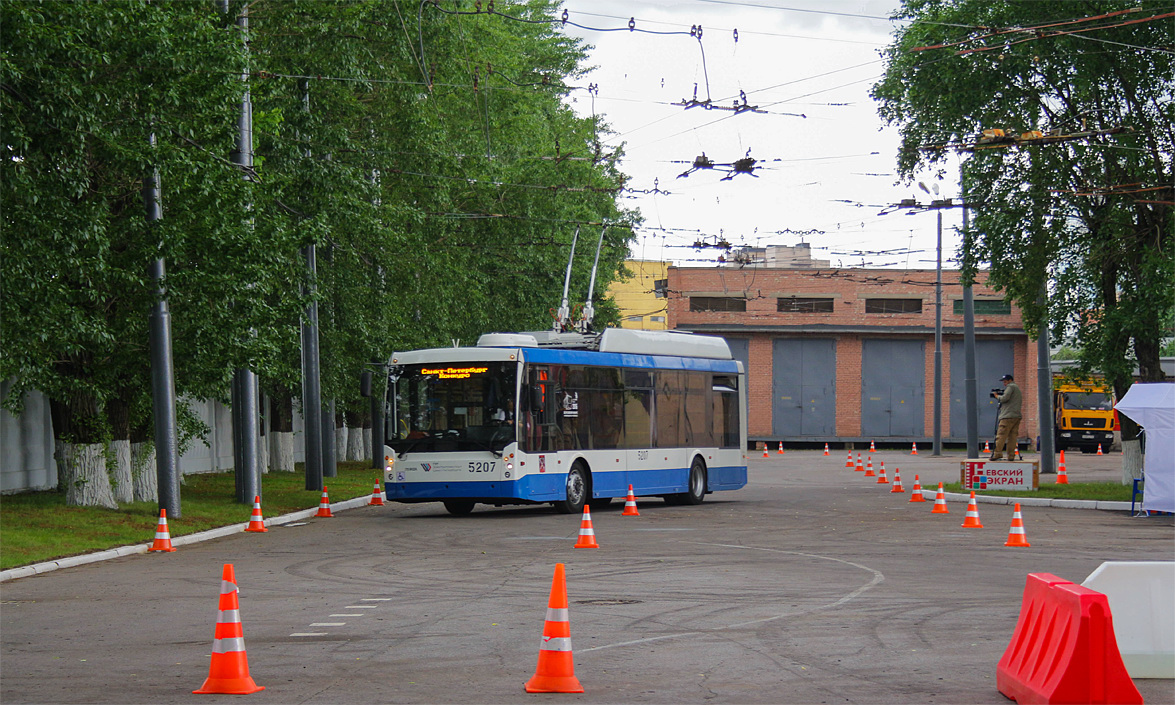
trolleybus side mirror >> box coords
[360,370,372,398]
[529,385,545,414]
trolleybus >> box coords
[381,327,747,515]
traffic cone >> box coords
[961,492,984,528]
[573,506,598,548]
[148,508,176,552]
[855,452,864,472]
[864,456,875,477]
[870,440,876,452]
[777,441,784,455]
[823,443,830,456]
[369,481,385,506]
[193,564,264,695]
[524,563,584,693]
[983,441,991,454]
[845,451,854,468]
[315,486,333,518]
[244,496,267,533]
[1057,450,1069,485]
[911,442,919,455]
[931,482,950,514]
[909,474,925,502]
[1015,447,1023,460]
[876,461,888,484]
[1097,443,1104,455]
[890,467,905,493]
[622,485,639,516]
[1004,503,1031,547]
[763,443,769,458]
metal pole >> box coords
[323,400,337,478]
[301,243,324,490]
[229,1,259,503]
[1036,281,1056,472]
[932,209,943,456]
[144,132,181,518]
[961,168,979,459]
[370,362,383,469]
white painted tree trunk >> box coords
[259,431,269,475]
[363,427,372,461]
[131,441,158,502]
[109,439,133,503]
[59,442,118,509]
[346,425,364,461]
[1122,439,1143,485]
[270,431,295,471]
[336,425,347,461]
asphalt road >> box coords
[2,450,1172,704]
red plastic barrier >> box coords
[997,573,1142,704]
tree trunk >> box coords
[346,425,364,460]
[1121,439,1143,485]
[131,440,159,502]
[270,431,295,471]
[109,439,133,503]
[60,442,119,509]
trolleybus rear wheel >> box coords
[443,499,476,516]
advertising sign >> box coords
[961,460,1039,491]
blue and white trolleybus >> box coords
[382,327,747,515]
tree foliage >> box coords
[872,0,1173,408]
[1,0,635,502]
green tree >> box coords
[872,0,1174,433]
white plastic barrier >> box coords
[1082,561,1175,678]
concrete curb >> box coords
[0,494,375,583]
[922,489,1132,512]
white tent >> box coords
[1115,383,1175,514]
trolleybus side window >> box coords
[713,374,739,448]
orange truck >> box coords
[1053,375,1115,453]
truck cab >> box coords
[1053,377,1115,453]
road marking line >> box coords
[360,598,392,601]
[344,605,378,609]
[310,622,345,627]
[290,633,327,637]
[330,613,362,617]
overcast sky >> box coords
[559,0,967,269]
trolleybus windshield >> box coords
[389,362,517,455]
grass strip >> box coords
[0,462,381,571]
[942,481,1133,502]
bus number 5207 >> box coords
[468,461,496,473]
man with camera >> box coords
[989,374,1022,460]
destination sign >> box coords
[421,366,489,379]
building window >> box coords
[649,316,666,323]
[865,298,923,314]
[777,296,834,313]
[690,296,746,312]
[626,316,644,322]
[653,279,667,298]
[953,299,1011,315]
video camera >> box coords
[990,388,1003,399]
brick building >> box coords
[666,265,1036,447]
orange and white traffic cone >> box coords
[1057,450,1069,485]
[983,441,991,454]
[1004,503,1031,547]
[763,443,769,458]
[573,506,598,548]
[1097,443,1104,455]
[890,467,905,493]
[369,481,385,506]
[876,461,889,484]
[855,452,864,472]
[824,443,830,456]
[864,456,875,477]
[193,564,264,695]
[931,482,950,514]
[524,563,584,693]
[909,475,925,502]
[148,508,177,552]
[244,496,267,533]
[911,442,919,455]
[315,486,333,518]
[777,441,784,455]
[870,440,876,452]
[961,491,984,528]
[1016,447,1023,460]
[622,485,640,516]
[845,451,854,468]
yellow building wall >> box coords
[607,260,669,330]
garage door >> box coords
[861,339,925,438]
[949,339,1013,439]
[772,339,836,436]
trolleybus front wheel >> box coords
[668,457,707,505]
[443,499,476,516]
[554,463,589,514]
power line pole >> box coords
[300,79,324,492]
[144,130,181,518]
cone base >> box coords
[931,506,949,514]
[315,509,333,518]
[573,541,599,549]
[621,509,639,516]
[524,675,584,694]
[193,677,265,695]
[1004,538,1031,547]
[148,544,176,552]
[244,524,268,533]
[961,521,984,528]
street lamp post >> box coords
[919,182,944,456]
